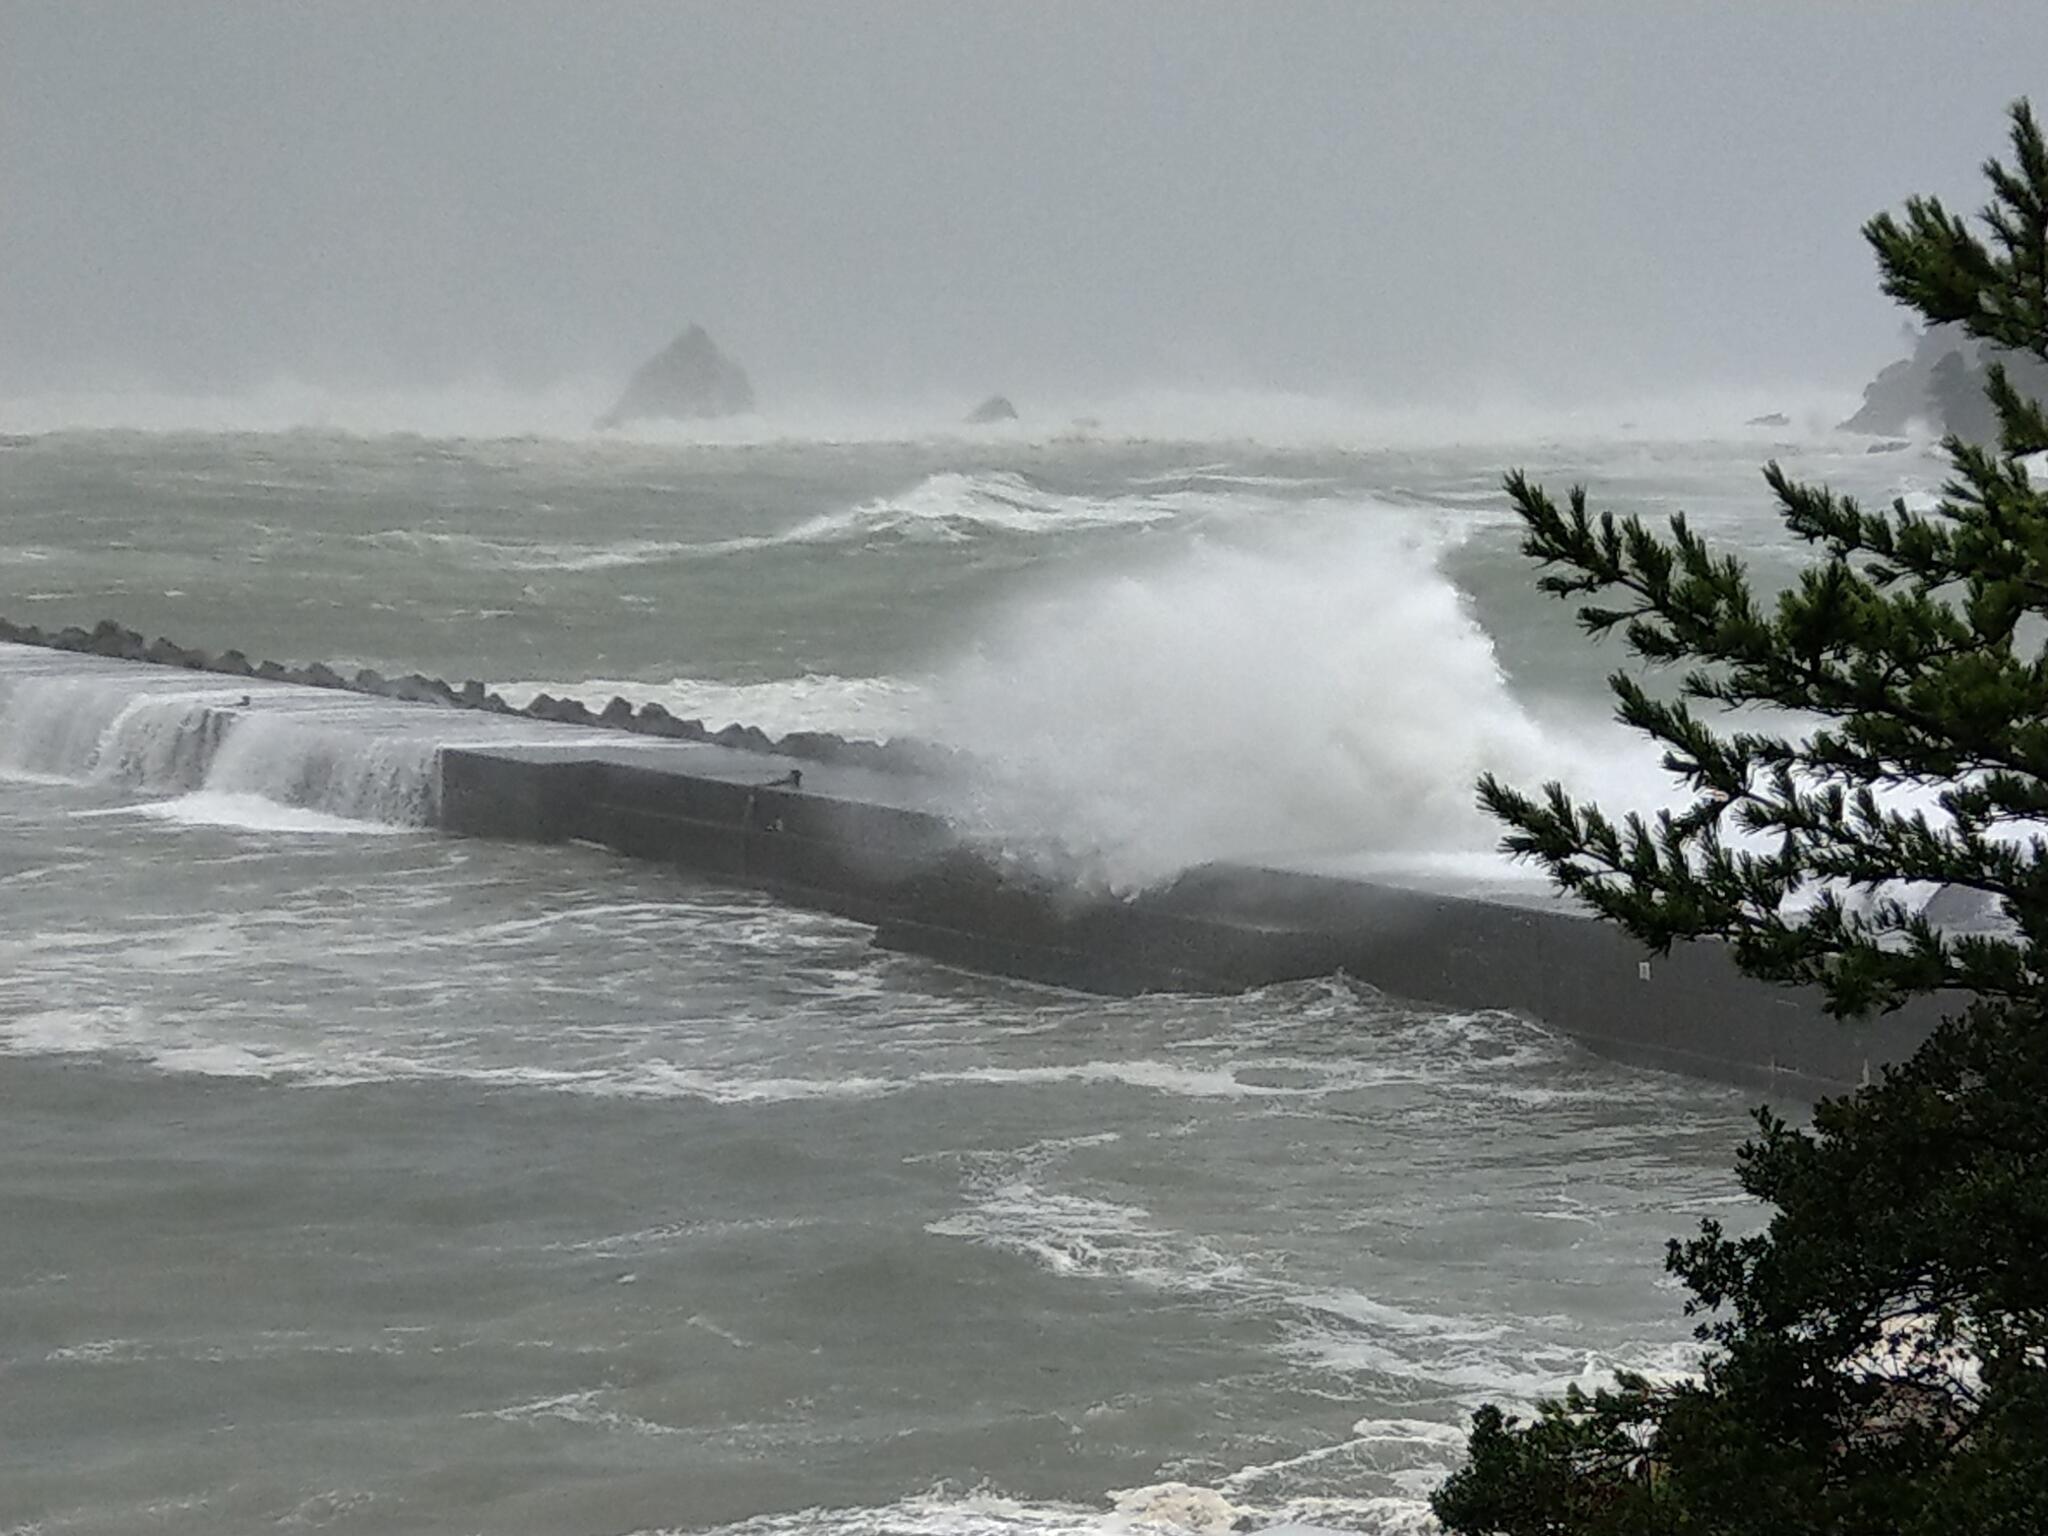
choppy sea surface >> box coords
[0,414,1949,1533]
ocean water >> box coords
[0,415,1950,1533]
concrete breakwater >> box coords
[0,624,1938,1097]
[450,734,1933,1096]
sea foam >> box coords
[930,509,1568,888]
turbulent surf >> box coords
[0,423,1951,1532]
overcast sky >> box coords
[4,3,2044,404]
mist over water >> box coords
[0,377,1872,451]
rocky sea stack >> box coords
[1840,321,2048,442]
[596,325,755,428]
[964,394,1018,424]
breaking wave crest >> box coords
[352,472,1206,576]
[777,471,1190,546]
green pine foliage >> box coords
[1433,103,2048,1535]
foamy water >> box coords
[0,427,1915,1533]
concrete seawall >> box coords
[0,639,1937,1097]
[438,739,1938,1098]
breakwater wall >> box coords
[0,623,1939,1097]
[442,738,1935,1096]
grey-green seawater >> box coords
[0,427,1949,1533]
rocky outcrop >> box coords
[964,394,1018,424]
[1841,323,2048,443]
[0,615,961,777]
[595,325,755,428]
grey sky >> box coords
[3,2,2042,403]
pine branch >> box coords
[1868,101,2048,367]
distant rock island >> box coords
[596,325,755,428]
[964,394,1018,424]
[1840,322,2048,442]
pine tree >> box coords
[1433,103,2048,1535]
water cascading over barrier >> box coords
[200,713,443,825]
[0,676,229,791]
[0,657,442,825]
